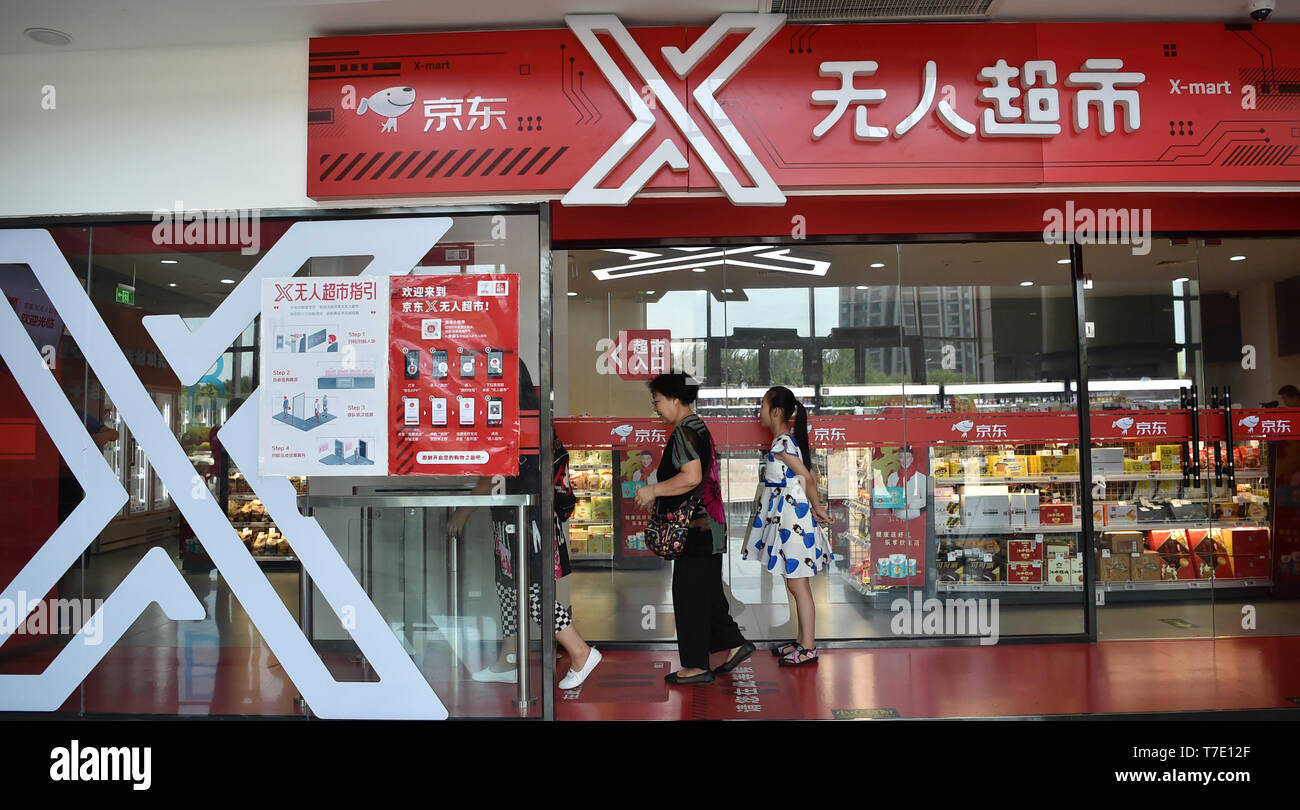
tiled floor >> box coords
[7,540,1300,719]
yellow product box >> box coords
[1044,453,1079,473]
[1123,459,1148,473]
[1022,455,1043,475]
[1157,445,1182,470]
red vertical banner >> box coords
[388,273,519,476]
[618,445,664,556]
[868,446,928,587]
[1273,440,1300,587]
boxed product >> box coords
[961,486,1011,528]
[1136,503,1173,523]
[1007,539,1042,562]
[1010,491,1039,528]
[1131,551,1164,582]
[1124,459,1149,473]
[1191,529,1233,579]
[1104,531,1144,554]
[1157,444,1182,470]
[1148,530,1197,580]
[1045,540,1074,559]
[1214,501,1242,520]
[1040,503,1074,526]
[1043,453,1079,474]
[1070,556,1084,585]
[1098,551,1132,582]
[1091,448,1125,475]
[1007,561,1043,584]
[1170,501,1207,522]
[936,542,964,582]
[1045,558,1072,585]
[1106,503,1139,527]
[1228,528,1270,556]
[1246,501,1269,522]
[1232,555,1269,578]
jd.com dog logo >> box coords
[0,222,453,719]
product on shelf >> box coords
[1148,530,1196,580]
[961,486,1010,528]
[1191,529,1232,578]
[1007,560,1043,583]
[1098,551,1132,582]
[1131,551,1163,582]
[1040,503,1073,525]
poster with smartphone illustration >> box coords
[388,273,519,476]
[259,276,389,477]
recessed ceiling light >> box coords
[168,283,177,288]
[855,285,868,290]
[24,28,72,46]
[723,288,734,294]
[645,290,655,295]
[220,279,235,284]
[696,290,707,294]
[1173,277,1189,283]
[1057,258,1071,265]
[160,259,178,265]
[1020,281,1034,287]
[1230,255,1246,261]
[692,267,706,273]
[567,291,578,297]
[870,263,885,268]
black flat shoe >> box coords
[665,670,716,685]
[713,641,756,675]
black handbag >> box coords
[644,493,700,560]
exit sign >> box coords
[115,284,135,305]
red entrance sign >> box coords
[308,20,1300,202]
[388,274,519,476]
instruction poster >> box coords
[388,273,520,477]
[259,276,389,476]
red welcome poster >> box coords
[388,273,519,476]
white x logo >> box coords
[561,13,787,207]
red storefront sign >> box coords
[308,18,1300,202]
[555,408,1300,450]
[388,274,520,476]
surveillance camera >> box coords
[1249,0,1275,21]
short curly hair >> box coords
[648,373,699,406]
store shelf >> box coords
[251,555,299,564]
[574,490,612,497]
[937,524,1082,535]
[570,465,612,471]
[846,499,872,517]
[938,582,1082,594]
[570,552,614,560]
[1097,520,1271,530]
[1098,578,1273,592]
[570,520,613,526]
[229,494,261,501]
[232,521,276,528]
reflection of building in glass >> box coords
[839,286,977,378]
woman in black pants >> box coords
[634,374,753,684]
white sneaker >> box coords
[558,647,602,690]
[471,665,517,683]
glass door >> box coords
[1081,240,1214,639]
[1195,238,1300,638]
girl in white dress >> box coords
[743,386,833,666]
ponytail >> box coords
[766,385,812,461]
[792,401,811,463]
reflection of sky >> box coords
[647,287,847,338]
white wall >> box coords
[0,41,317,217]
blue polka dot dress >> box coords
[743,435,833,578]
